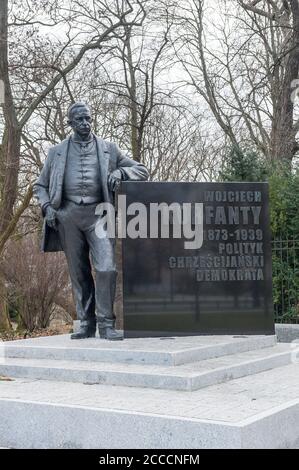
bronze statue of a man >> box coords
[33,102,148,340]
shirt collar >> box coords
[71,133,95,145]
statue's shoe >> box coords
[99,327,123,341]
[71,326,96,340]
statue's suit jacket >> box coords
[33,136,149,252]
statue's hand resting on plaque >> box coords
[45,205,58,230]
[108,169,122,192]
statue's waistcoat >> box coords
[63,137,103,204]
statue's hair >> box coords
[67,102,91,122]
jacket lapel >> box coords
[56,137,70,180]
[49,137,70,209]
[95,136,111,203]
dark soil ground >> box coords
[0,323,72,342]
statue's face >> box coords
[70,106,92,137]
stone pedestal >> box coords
[120,182,274,337]
[0,333,298,448]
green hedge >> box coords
[220,147,299,322]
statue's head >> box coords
[67,102,92,137]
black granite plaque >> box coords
[120,182,274,337]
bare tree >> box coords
[173,0,299,164]
[1,235,71,331]
[239,0,299,162]
[143,103,219,181]
[89,1,175,162]
[0,0,145,328]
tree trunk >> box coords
[0,1,25,329]
[0,275,10,331]
[0,128,21,233]
[0,0,21,234]
[271,1,299,163]
[125,27,141,162]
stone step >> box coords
[1,362,299,448]
[2,334,276,366]
[0,343,292,391]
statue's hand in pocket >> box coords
[45,205,58,230]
